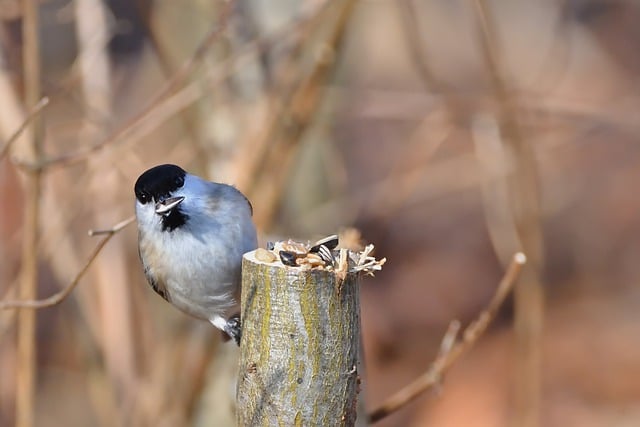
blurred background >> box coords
[2,0,640,426]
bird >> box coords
[133,164,257,344]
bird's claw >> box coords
[225,314,242,345]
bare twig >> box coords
[13,0,329,173]
[472,2,544,427]
[14,0,236,171]
[368,252,527,424]
[397,0,450,94]
[0,217,134,310]
[243,0,358,229]
[363,107,450,223]
[150,0,236,102]
[0,96,48,160]
[88,215,135,236]
[16,0,44,425]
[229,0,332,190]
[437,320,461,359]
[431,320,461,395]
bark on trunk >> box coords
[237,250,361,426]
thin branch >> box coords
[362,107,450,224]
[16,0,44,424]
[14,0,236,171]
[437,320,461,359]
[0,216,134,310]
[472,2,544,427]
[13,0,328,172]
[0,96,48,160]
[149,0,236,102]
[430,319,461,396]
[243,0,357,229]
[88,215,135,236]
[397,0,450,94]
[368,252,527,424]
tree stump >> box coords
[237,249,361,426]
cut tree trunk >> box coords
[237,250,361,426]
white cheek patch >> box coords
[136,202,161,230]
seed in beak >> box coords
[155,196,185,215]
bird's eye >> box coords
[175,176,184,187]
[138,192,150,204]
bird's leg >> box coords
[211,314,242,345]
[225,314,242,345]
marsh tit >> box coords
[134,164,257,344]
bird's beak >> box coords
[155,196,185,215]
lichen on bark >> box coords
[237,250,361,426]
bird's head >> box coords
[134,164,189,232]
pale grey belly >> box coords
[165,269,240,320]
[140,217,256,322]
[155,237,243,321]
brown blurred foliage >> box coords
[2,0,640,426]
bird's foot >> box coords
[224,314,242,346]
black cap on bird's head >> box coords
[135,164,189,231]
[134,164,186,205]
